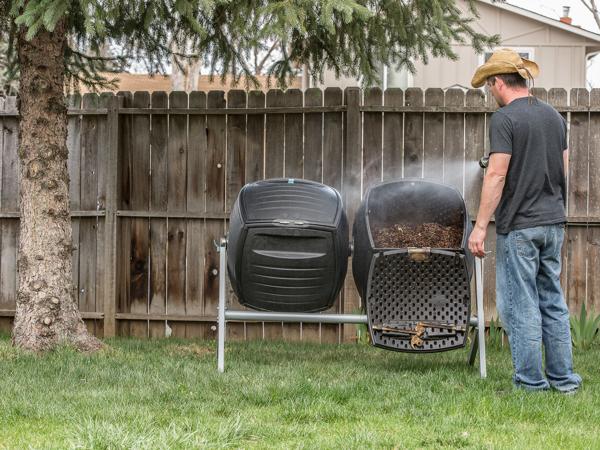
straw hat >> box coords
[471,48,539,88]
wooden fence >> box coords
[0,87,599,342]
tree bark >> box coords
[12,19,103,352]
[171,40,202,92]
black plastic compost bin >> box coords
[227,178,349,313]
[352,179,474,352]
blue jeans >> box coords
[496,225,581,392]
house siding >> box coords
[412,1,596,90]
[311,0,600,91]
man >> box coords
[468,48,581,393]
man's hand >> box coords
[468,225,487,258]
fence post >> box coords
[343,87,362,342]
[102,94,120,337]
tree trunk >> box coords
[171,40,202,92]
[12,19,103,352]
[171,57,202,91]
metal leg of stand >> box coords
[468,329,478,366]
[217,238,227,373]
[475,256,487,379]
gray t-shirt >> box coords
[489,96,567,234]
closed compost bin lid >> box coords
[239,179,342,226]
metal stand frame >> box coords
[216,238,486,378]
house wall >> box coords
[311,0,600,91]
[413,45,586,90]
[311,70,363,90]
[78,73,301,93]
[413,1,597,90]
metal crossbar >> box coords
[216,238,487,378]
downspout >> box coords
[585,50,600,88]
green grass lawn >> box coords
[0,334,598,449]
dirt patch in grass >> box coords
[170,344,214,358]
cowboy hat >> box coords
[471,48,539,88]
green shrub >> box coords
[570,304,600,350]
[352,309,371,345]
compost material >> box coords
[373,222,462,248]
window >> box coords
[479,47,535,66]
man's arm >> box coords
[468,153,511,257]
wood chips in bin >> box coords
[372,222,463,249]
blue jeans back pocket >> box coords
[515,232,538,260]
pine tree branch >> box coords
[2,0,501,91]
[68,48,124,63]
[212,21,260,87]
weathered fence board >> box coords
[94,93,111,338]
[567,89,590,315]
[304,87,323,184]
[323,87,344,191]
[382,88,404,182]
[464,89,486,219]
[148,91,168,338]
[589,90,600,311]
[1,97,19,333]
[246,91,265,184]
[423,88,444,180]
[0,97,6,332]
[204,91,226,338]
[129,91,151,338]
[117,91,133,337]
[145,92,166,337]
[186,91,208,338]
[284,89,303,181]
[0,99,12,331]
[79,93,100,335]
[167,91,189,338]
[404,88,424,178]
[444,89,465,194]
[1,87,599,341]
[265,90,285,180]
[67,94,82,327]
[363,87,383,192]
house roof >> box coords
[476,0,600,43]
